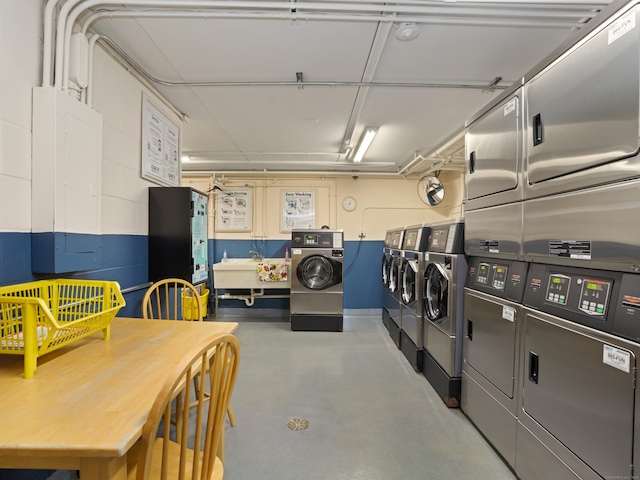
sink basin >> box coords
[213,258,291,289]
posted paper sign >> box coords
[141,93,181,187]
[281,190,315,231]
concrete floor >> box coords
[220,313,517,480]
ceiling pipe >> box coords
[87,3,604,19]
[398,131,465,175]
[52,0,606,88]
[82,6,601,28]
[183,170,405,177]
[43,0,64,86]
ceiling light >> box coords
[396,23,420,42]
[181,155,191,162]
[350,127,379,163]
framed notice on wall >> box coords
[281,190,315,232]
[215,188,253,232]
[141,93,181,187]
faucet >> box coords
[249,250,263,261]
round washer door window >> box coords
[424,263,449,321]
[401,260,417,305]
[382,254,391,286]
[297,255,342,290]
[389,257,400,293]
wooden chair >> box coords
[142,278,203,322]
[142,279,237,427]
[128,333,240,480]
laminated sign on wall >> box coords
[141,93,181,187]
[281,190,315,232]
[216,189,253,232]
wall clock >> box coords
[342,196,357,212]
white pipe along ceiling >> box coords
[44,0,612,175]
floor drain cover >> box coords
[287,418,310,431]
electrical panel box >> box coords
[149,187,209,284]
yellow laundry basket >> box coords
[0,279,125,378]
[182,287,209,320]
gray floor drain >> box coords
[287,418,310,431]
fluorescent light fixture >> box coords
[351,127,379,163]
[181,154,191,162]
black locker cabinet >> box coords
[149,187,209,284]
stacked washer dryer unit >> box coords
[387,227,406,347]
[398,223,430,372]
[464,1,640,479]
[382,228,405,333]
[462,81,528,470]
[515,2,640,478]
[421,220,466,407]
[290,229,344,332]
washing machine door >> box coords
[401,259,418,305]
[382,253,391,287]
[424,262,449,322]
[296,255,342,290]
[389,256,400,294]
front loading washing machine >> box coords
[290,229,344,332]
[387,228,406,348]
[382,228,405,332]
[399,224,430,372]
[421,220,466,407]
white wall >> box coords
[0,0,42,233]
[91,44,183,235]
[183,171,464,241]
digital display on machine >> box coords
[492,265,508,290]
[585,281,601,291]
[430,228,448,249]
[304,234,319,246]
[404,230,418,250]
[546,274,570,306]
[578,278,611,316]
[477,263,490,285]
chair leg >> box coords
[227,404,237,427]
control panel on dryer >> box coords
[466,257,528,302]
[523,263,621,334]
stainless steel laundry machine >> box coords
[516,262,640,480]
[398,223,430,372]
[465,85,524,261]
[387,228,405,348]
[382,228,405,333]
[420,220,466,407]
[461,257,529,468]
[520,1,640,272]
[290,229,344,332]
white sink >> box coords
[213,258,291,289]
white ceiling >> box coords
[84,0,612,176]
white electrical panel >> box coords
[32,86,103,272]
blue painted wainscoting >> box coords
[210,238,384,310]
[2,232,148,318]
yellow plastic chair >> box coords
[142,279,237,427]
[128,333,240,480]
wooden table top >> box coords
[0,317,238,460]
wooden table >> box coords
[0,317,238,480]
